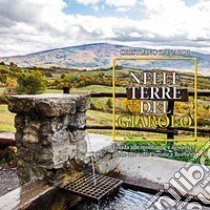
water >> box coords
[83,133,152,210]
[86,132,97,186]
[73,187,152,210]
[83,133,153,210]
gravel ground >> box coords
[0,168,19,196]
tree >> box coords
[16,71,46,94]
[44,71,53,77]
[63,74,81,88]
[6,77,17,86]
[9,62,17,67]
[60,74,65,79]
[0,73,7,83]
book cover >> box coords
[0,0,210,209]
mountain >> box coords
[0,43,210,74]
[0,43,123,68]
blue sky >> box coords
[63,0,146,20]
[0,0,210,56]
[63,0,208,19]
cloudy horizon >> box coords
[0,0,210,57]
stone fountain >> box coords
[1,94,209,210]
[1,94,120,210]
[8,94,90,186]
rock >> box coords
[8,94,90,185]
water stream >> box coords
[86,132,97,186]
[83,132,152,210]
[83,132,153,210]
[73,187,152,210]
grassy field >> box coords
[0,65,8,70]
[0,105,16,132]
[0,87,6,95]
[0,85,209,151]
[45,85,125,94]
[87,110,113,125]
[0,105,113,133]
[0,84,116,133]
[1,66,210,166]
[45,89,62,94]
[0,103,209,154]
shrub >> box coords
[16,71,46,94]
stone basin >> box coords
[1,133,210,209]
[1,94,209,209]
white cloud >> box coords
[105,0,137,11]
[129,32,142,38]
[141,0,210,40]
[105,0,137,7]
[0,0,210,57]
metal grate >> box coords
[64,172,123,201]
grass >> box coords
[76,85,113,93]
[0,102,209,164]
[45,89,62,94]
[86,110,113,136]
[87,110,113,125]
[0,67,210,165]
[0,87,6,95]
[0,65,8,70]
[175,138,210,150]
[0,102,209,146]
[0,105,114,134]
[46,85,125,94]
[0,105,15,132]
[74,85,125,94]
[0,84,209,149]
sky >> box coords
[0,0,210,56]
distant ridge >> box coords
[0,43,209,74]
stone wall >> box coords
[8,94,90,185]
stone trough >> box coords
[0,94,123,210]
[0,94,210,210]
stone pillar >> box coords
[8,94,90,185]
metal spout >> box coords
[68,123,86,131]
